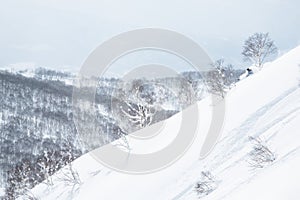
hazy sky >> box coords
[1,0,300,73]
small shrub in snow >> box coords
[57,163,81,187]
[247,136,276,169]
[194,171,218,198]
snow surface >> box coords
[27,46,300,200]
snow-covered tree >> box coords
[206,59,226,98]
[242,33,277,68]
[121,102,155,128]
[206,71,226,98]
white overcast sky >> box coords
[1,0,300,73]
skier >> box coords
[246,68,253,77]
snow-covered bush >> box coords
[194,171,218,198]
[247,136,276,169]
[57,163,81,187]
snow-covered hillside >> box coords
[0,66,75,85]
[28,46,300,200]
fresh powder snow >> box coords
[27,45,300,200]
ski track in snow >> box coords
[173,87,300,200]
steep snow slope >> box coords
[29,46,300,200]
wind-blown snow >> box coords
[28,46,300,200]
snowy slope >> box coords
[28,46,300,200]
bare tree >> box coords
[242,33,277,68]
[205,59,227,98]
